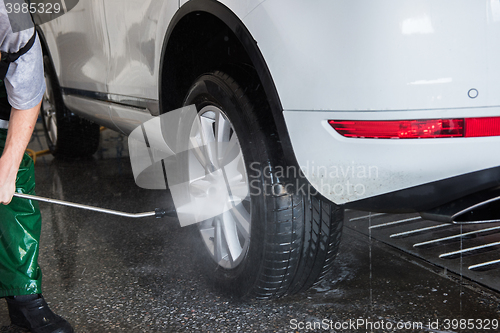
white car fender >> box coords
[242,0,500,111]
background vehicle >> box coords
[36,0,500,298]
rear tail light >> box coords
[328,117,500,139]
[464,117,500,137]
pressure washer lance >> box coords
[13,193,176,219]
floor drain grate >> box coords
[344,210,500,292]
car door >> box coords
[102,0,178,133]
[41,0,109,92]
[37,0,116,129]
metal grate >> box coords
[344,209,500,292]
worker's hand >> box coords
[0,156,17,205]
[0,104,42,205]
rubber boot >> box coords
[6,294,74,333]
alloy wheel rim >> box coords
[188,106,251,269]
[42,72,57,146]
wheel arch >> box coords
[158,0,296,164]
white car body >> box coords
[38,0,500,210]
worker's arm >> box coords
[0,101,41,204]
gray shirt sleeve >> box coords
[0,0,45,110]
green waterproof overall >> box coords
[0,81,42,297]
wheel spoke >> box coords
[198,220,215,255]
[223,149,245,182]
[223,154,248,203]
[228,182,249,203]
[220,134,240,167]
[189,178,211,197]
[215,112,231,165]
[200,116,218,169]
[215,111,231,143]
[189,135,209,169]
[42,72,58,146]
[49,117,58,143]
[213,218,230,266]
[221,209,243,262]
[229,203,250,240]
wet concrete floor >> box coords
[1,126,499,332]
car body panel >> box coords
[244,0,500,111]
[40,0,109,92]
[103,0,176,101]
[241,0,500,203]
[37,0,500,207]
[63,95,114,129]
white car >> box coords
[36,0,500,298]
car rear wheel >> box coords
[41,54,100,158]
[183,71,343,298]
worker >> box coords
[0,2,73,333]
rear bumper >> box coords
[283,108,500,207]
[346,166,500,213]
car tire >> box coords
[41,54,100,158]
[183,71,343,299]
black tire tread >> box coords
[254,187,343,298]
